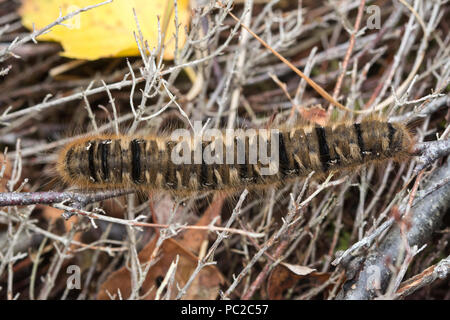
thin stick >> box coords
[0,0,113,62]
[221,2,350,112]
[329,0,366,113]
[54,200,262,239]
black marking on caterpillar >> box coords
[57,119,414,195]
[315,125,331,171]
[130,139,142,184]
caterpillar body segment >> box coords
[57,119,413,194]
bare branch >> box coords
[0,0,113,63]
[396,254,450,299]
[413,139,450,174]
[0,190,132,209]
[338,157,450,300]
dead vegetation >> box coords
[0,0,449,300]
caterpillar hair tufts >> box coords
[56,118,414,195]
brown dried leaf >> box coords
[181,195,225,254]
[97,237,224,300]
[0,153,12,192]
[151,194,185,225]
[100,197,126,218]
[39,206,78,232]
[298,104,329,126]
[280,262,316,276]
[267,264,330,299]
[98,198,226,300]
[39,206,81,248]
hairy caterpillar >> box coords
[56,119,413,195]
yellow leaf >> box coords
[19,0,190,60]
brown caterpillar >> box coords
[56,119,414,195]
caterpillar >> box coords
[56,119,413,195]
